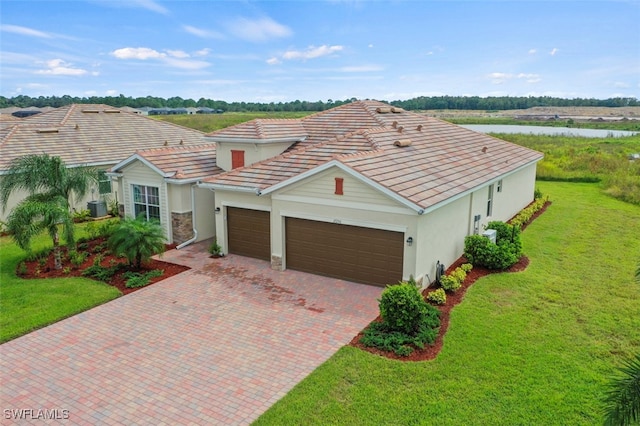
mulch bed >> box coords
[17,237,189,295]
[349,200,551,362]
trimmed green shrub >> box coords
[379,283,429,334]
[361,282,441,356]
[440,275,461,292]
[427,288,447,305]
[451,267,467,284]
[464,221,522,270]
[461,263,473,273]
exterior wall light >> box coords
[406,237,413,246]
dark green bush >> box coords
[360,282,441,356]
[82,264,120,282]
[379,283,429,334]
[464,221,523,270]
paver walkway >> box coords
[0,241,382,425]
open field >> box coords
[155,111,310,133]
[256,181,640,425]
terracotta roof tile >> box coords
[0,104,205,171]
[203,100,543,209]
[133,144,222,180]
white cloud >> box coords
[550,48,559,56]
[133,0,169,14]
[112,47,166,60]
[194,48,212,57]
[266,57,281,65]
[282,45,344,60]
[227,17,292,42]
[111,47,210,70]
[488,72,541,84]
[183,25,224,39]
[528,48,537,54]
[35,59,89,76]
[0,24,52,38]
[91,0,169,15]
[166,50,190,59]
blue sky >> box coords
[1,0,638,103]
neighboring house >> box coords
[0,104,206,223]
[113,100,543,288]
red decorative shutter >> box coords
[335,177,344,195]
[231,150,245,169]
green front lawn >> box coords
[0,225,121,343]
[255,181,640,425]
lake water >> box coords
[460,124,638,138]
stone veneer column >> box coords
[271,255,283,271]
[171,211,193,245]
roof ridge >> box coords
[60,104,77,126]
[136,142,217,155]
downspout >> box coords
[176,184,198,249]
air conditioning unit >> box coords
[87,200,107,218]
[482,229,497,244]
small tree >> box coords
[603,353,640,426]
[6,194,73,270]
[108,215,166,269]
[0,154,98,249]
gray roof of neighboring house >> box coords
[0,104,205,172]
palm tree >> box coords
[1,154,97,262]
[0,153,97,215]
[603,353,640,426]
[6,194,74,270]
[108,215,165,269]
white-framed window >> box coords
[132,184,160,221]
[497,179,503,193]
[98,171,112,194]
[487,184,494,217]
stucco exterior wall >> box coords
[0,165,117,223]
[194,186,216,242]
[120,161,171,242]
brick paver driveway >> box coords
[0,241,382,425]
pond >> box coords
[460,124,638,138]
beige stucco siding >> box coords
[415,194,471,285]
[492,163,537,221]
[120,161,171,242]
[276,168,405,211]
[194,186,216,242]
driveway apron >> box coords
[0,241,382,425]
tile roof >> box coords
[202,100,543,210]
[129,144,223,180]
[206,119,307,142]
[0,104,205,172]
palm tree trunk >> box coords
[53,231,62,270]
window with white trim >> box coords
[497,179,503,193]
[487,184,494,217]
[132,184,160,221]
[98,171,112,194]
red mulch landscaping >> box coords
[349,199,551,362]
[17,237,189,295]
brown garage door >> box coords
[227,207,270,261]
[285,218,403,287]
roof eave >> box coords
[204,136,307,144]
[197,182,261,194]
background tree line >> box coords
[0,94,637,112]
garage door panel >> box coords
[285,217,403,287]
[227,207,271,261]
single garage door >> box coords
[285,217,403,286]
[227,207,270,261]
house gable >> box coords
[272,164,417,215]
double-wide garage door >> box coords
[285,217,404,287]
